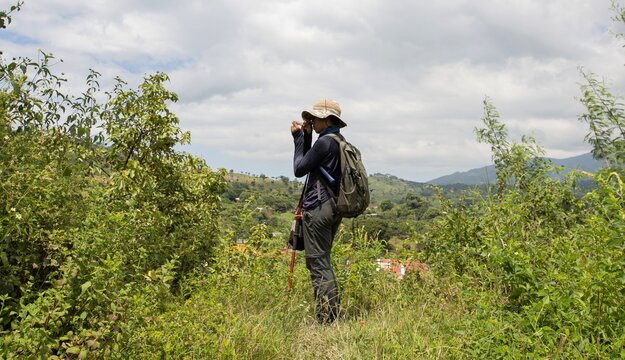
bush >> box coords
[423,99,625,356]
[0,43,225,357]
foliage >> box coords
[220,171,440,252]
[0,1,22,31]
[424,96,625,356]
[0,11,226,356]
[116,227,457,359]
[578,69,625,167]
[424,169,625,356]
[578,1,625,168]
[476,97,550,194]
[4,1,625,358]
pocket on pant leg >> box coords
[303,206,334,257]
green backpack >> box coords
[326,133,370,218]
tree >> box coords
[577,2,625,168]
[0,5,227,355]
[359,216,389,241]
[578,70,625,167]
[404,192,425,210]
[475,97,550,194]
[379,199,394,212]
[0,1,22,31]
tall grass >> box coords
[115,169,625,359]
[118,229,481,359]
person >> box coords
[290,99,346,324]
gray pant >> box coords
[302,199,342,323]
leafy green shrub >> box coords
[0,20,226,356]
[424,99,625,356]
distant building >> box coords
[375,259,429,279]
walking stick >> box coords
[287,182,306,294]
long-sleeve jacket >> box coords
[293,128,341,210]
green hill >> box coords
[223,172,439,209]
[367,173,429,205]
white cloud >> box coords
[2,0,625,181]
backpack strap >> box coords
[316,178,322,201]
[321,133,343,198]
[318,174,335,198]
[326,132,345,145]
[317,134,342,210]
[318,175,337,212]
[297,175,309,210]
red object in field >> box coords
[287,248,296,293]
[375,258,429,279]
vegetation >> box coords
[1,1,625,358]
[219,172,440,254]
[424,98,625,356]
[0,19,226,356]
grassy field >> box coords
[119,236,478,359]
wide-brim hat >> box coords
[301,99,347,128]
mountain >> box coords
[427,152,604,185]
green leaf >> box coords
[81,281,92,294]
[66,346,81,354]
[79,349,88,359]
[0,252,8,267]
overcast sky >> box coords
[2,0,625,181]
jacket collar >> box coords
[319,125,340,137]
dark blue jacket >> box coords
[293,129,341,210]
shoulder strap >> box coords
[327,132,345,143]
[323,132,343,195]
[318,174,335,198]
[296,175,308,213]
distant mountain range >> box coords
[427,152,604,185]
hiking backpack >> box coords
[326,133,370,218]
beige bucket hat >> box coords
[301,99,347,128]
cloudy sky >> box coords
[2,0,625,181]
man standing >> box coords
[290,99,346,324]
